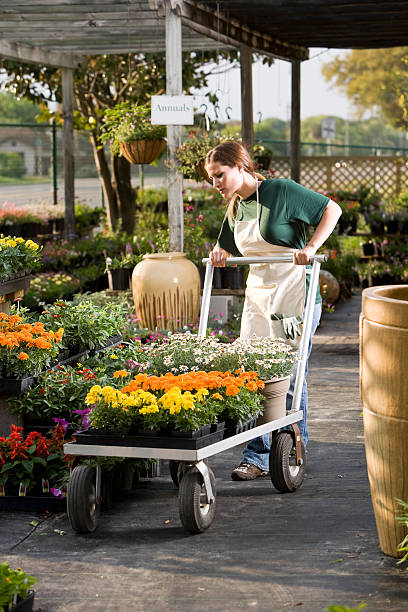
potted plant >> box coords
[175,130,218,182]
[0,424,69,506]
[0,237,42,284]
[253,142,273,170]
[105,244,142,291]
[100,102,166,165]
[0,312,64,393]
[0,562,37,612]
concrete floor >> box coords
[1,291,408,612]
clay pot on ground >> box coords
[360,285,408,557]
[132,252,200,331]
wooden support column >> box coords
[62,67,75,238]
[290,59,301,183]
[240,44,254,152]
[165,2,184,253]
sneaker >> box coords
[231,462,269,481]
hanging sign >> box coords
[151,95,194,125]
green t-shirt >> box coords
[217,178,329,304]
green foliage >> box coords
[99,102,166,156]
[22,273,81,308]
[325,605,367,612]
[0,152,25,178]
[0,562,37,612]
[396,498,408,565]
[0,236,43,282]
[0,91,40,123]
[37,300,127,351]
[322,47,408,131]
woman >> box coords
[206,141,341,481]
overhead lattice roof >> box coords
[0,1,406,70]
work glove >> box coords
[271,313,303,340]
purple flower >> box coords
[50,487,65,499]
[53,417,69,433]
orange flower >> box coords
[113,370,130,378]
[211,393,223,401]
[18,352,29,360]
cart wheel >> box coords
[169,460,180,488]
[179,468,216,534]
[67,465,100,533]
[269,431,306,493]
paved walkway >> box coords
[1,291,408,612]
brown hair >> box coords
[205,141,265,220]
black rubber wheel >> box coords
[67,465,100,533]
[179,468,216,534]
[269,431,306,493]
[169,460,180,488]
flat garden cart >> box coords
[64,255,326,535]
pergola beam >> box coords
[0,40,80,69]
[179,1,309,61]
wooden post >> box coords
[165,2,184,253]
[290,59,301,183]
[62,67,75,238]
[240,44,254,152]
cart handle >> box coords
[202,254,328,265]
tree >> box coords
[322,48,408,131]
[0,92,40,124]
[0,50,239,232]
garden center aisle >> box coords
[1,291,408,611]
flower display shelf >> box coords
[10,591,35,612]
[74,427,225,450]
[0,494,66,513]
[0,274,32,297]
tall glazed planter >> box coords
[360,285,408,557]
[132,252,200,331]
[257,376,290,426]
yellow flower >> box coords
[110,354,118,360]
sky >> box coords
[193,48,351,123]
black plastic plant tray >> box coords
[0,375,36,395]
[74,429,225,450]
[224,418,258,438]
[0,495,66,512]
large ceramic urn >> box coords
[360,285,408,557]
[132,252,201,331]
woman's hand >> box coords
[293,245,317,265]
[210,246,230,267]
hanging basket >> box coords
[119,139,165,164]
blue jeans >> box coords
[241,302,322,471]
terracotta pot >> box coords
[132,252,200,331]
[360,285,408,557]
[119,139,165,164]
[257,376,290,426]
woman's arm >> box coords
[293,200,342,265]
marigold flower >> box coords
[18,352,29,360]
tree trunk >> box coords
[89,131,119,231]
[112,154,137,234]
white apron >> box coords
[234,182,306,347]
